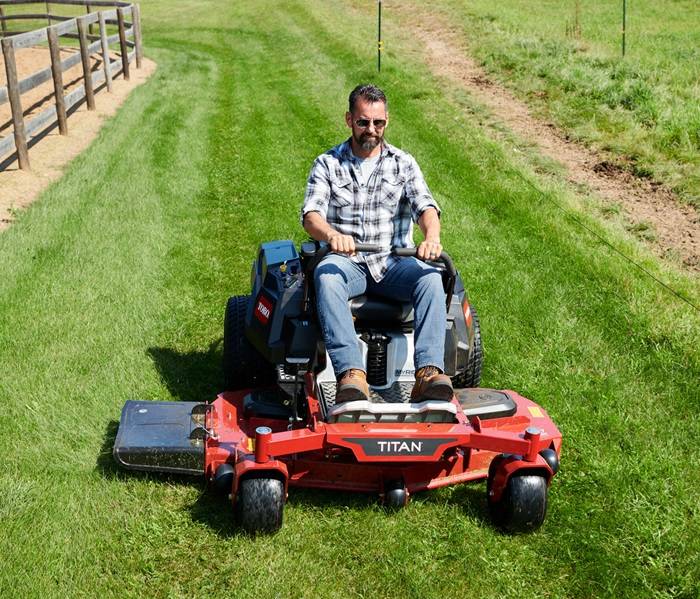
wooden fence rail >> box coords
[0,0,142,169]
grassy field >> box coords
[1,1,699,597]
[399,0,700,206]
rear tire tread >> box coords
[452,305,483,388]
[223,295,275,390]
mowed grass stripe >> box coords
[0,0,698,597]
[0,30,221,597]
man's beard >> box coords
[354,130,383,152]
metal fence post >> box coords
[622,0,627,57]
[377,0,382,73]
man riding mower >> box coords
[112,84,561,535]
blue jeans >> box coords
[314,254,446,376]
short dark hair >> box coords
[348,84,387,112]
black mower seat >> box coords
[350,295,414,324]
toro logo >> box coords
[254,295,273,325]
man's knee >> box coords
[415,270,444,297]
[315,263,350,297]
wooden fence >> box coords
[0,0,143,169]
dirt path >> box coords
[0,48,156,230]
[390,4,699,271]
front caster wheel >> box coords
[213,463,235,495]
[487,469,548,534]
[383,482,409,509]
[235,477,285,534]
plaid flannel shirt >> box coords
[301,139,440,281]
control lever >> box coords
[286,357,309,427]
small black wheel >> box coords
[384,485,409,509]
[452,305,483,388]
[235,477,285,534]
[223,295,275,390]
[487,469,548,534]
[213,463,235,495]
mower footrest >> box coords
[113,400,207,475]
[327,400,457,423]
[320,381,415,407]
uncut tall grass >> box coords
[406,0,700,206]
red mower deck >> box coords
[115,382,561,532]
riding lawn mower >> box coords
[114,240,561,534]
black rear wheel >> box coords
[235,477,285,534]
[223,295,275,390]
[452,305,483,388]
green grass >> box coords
[392,0,700,206]
[1,1,699,597]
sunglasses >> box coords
[354,118,387,129]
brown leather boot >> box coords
[335,369,370,404]
[411,366,454,401]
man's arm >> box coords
[402,154,442,261]
[416,207,442,261]
[303,211,356,255]
[301,156,356,255]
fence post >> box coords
[86,3,94,36]
[46,1,51,26]
[1,38,30,169]
[77,16,95,109]
[132,3,142,69]
[621,0,627,57]
[0,5,8,37]
[98,11,112,92]
[117,7,129,80]
[47,25,67,134]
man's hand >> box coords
[417,238,442,262]
[417,208,442,262]
[303,212,356,255]
[328,232,356,255]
